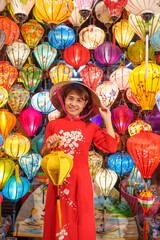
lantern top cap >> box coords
[49,81,102,118]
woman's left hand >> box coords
[99,106,111,120]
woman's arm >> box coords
[41,133,59,157]
[99,106,115,138]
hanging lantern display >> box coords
[48,23,75,49]
[9,0,35,23]
[0,109,16,139]
[34,42,57,71]
[127,131,160,179]
[0,159,15,190]
[35,0,74,29]
[0,0,7,11]
[129,61,160,111]
[0,29,6,50]
[0,86,8,108]
[63,42,90,71]
[128,118,152,136]
[21,19,44,49]
[108,151,134,176]
[19,107,43,137]
[31,127,45,154]
[79,25,105,50]
[109,66,131,91]
[8,84,30,115]
[6,40,30,70]
[95,1,113,28]
[111,105,134,135]
[4,133,30,158]
[80,63,103,91]
[36,167,49,184]
[90,113,103,126]
[49,63,73,84]
[0,16,19,45]
[144,108,160,134]
[31,90,55,114]
[19,152,42,181]
[126,88,140,106]
[127,40,145,65]
[112,19,135,51]
[48,109,61,121]
[94,41,121,67]
[104,0,128,22]
[96,81,119,108]
[19,64,43,92]
[74,0,98,20]
[0,61,18,91]
[156,91,160,112]
[88,151,103,182]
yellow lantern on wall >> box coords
[49,63,73,84]
[127,40,145,65]
[129,61,160,110]
[0,159,15,190]
[0,109,16,139]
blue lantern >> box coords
[31,90,55,114]
[18,152,42,181]
[150,31,160,51]
[0,134,4,148]
[90,113,103,126]
[31,127,45,154]
[48,23,75,49]
[156,91,160,112]
[108,151,134,176]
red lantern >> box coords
[127,131,160,179]
[63,42,90,70]
[156,52,160,65]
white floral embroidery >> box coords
[56,225,69,239]
[63,189,69,195]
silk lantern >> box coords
[48,109,61,121]
[129,61,160,110]
[88,151,103,182]
[0,135,4,148]
[74,0,98,19]
[6,40,30,70]
[111,105,134,135]
[49,63,73,84]
[126,88,140,106]
[7,1,19,24]
[90,113,103,126]
[127,40,145,65]
[156,91,160,112]
[4,133,30,159]
[0,29,6,50]
[127,131,160,179]
[95,1,113,28]
[80,63,103,91]
[0,0,7,11]
[35,0,74,29]
[63,43,90,71]
[31,127,45,154]
[32,6,44,24]
[0,159,15,190]
[150,31,160,51]
[21,19,44,49]
[128,118,152,136]
[0,109,16,139]
[104,0,128,22]
[34,42,57,71]
[0,61,18,91]
[19,107,43,137]
[36,167,49,184]
[144,108,160,134]
[0,86,8,108]
[48,23,75,49]
[79,25,105,50]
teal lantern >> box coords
[18,152,42,180]
[31,127,45,154]
[150,31,160,51]
[0,134,4,148]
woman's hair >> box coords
[58,83,92,123]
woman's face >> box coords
[65,90,88,118]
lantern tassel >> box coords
[144,216,147,240]
[57,186,62,229]
[145,24,149,80]
[113,27,116,49]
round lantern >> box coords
[19,64,43,92]
[63,43,90,70]
[3,133,30,158]
[0,16,20,45]
[19,152,42,181]
[0,29,6,50]
[0,61,18,91]
[49,62,73,84]
[95,1,113,28]
[35,0,74,29]
[48,23,75,49]
[80,63,103,91]
[32,6,44,24]
[74,0,98,19]
[7,2,19,24]
[126,88,140,106]
[79,25,105,50]
[109,66,132,91]
[156,91,160,112]
[48,109,61,121]
[31,90,55,114]
[31,127,45,154]
[0,86,8,108]
[104,0,128,22]
[128,118,152,136]
[36,167,49,184]
[88,151,103,182]
[111,105,134,135]
[6,40,30,70]
[108,151,134,176]
[129,61,160,110]
[127,40,145,65]
[96,81,119,108]
[19,107,43,137]
[0,0,7,11]
[144,108,160,134]
[33,42,57,71]
[8,84,30,115]
[21,19,44,49]
[94,41,121,67]
[0,109,16,139]
[150,31,160,51]
[0,159,15,190]
[90,113,103,126]
[127,131,160,179]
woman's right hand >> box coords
[45,134,59,152]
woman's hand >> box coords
[99,106,111,120]
[41,134,59,157]
[99,106,115,138]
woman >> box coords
[41,81,118,240]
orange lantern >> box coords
[49,63,73,84]
[0,109,16,139]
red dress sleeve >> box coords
[41,121,55,154]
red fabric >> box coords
[42,117,118,240]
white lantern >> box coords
[95,1,113,28]
[0,0,7,11]
[48,109,61,121]
[74,0,98,19]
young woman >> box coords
[41,81,118,240]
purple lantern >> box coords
[111,104,134,135]
[90,113,103,126]
[144,108,160,134]
[94,41,121,67]
[19,107,42,136]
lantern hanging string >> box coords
[145,23,149,80]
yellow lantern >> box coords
[35,0,74,29]
[49,63,73,84]
[0,109,16,139]
[0,159,15,190]
[3,133,30,159]
[32,6,44,24]
[0,86,8,108]
[128,118,152,136]
[129,61,160,110]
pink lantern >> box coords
[80,63,103,91]
[126,88,140,106]
[19,107,42,136]
[111,104,134,135]
[74,0,98,19]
